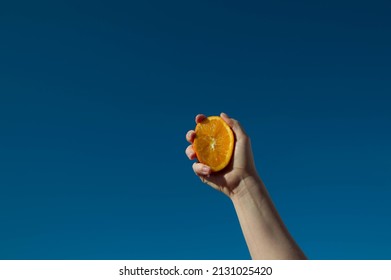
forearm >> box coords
[231,176,307,260]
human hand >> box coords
[185,112,260,198]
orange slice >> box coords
[193,116,235,172]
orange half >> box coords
[193,116,235,172]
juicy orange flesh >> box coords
[193,116,234,172]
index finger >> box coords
[195,114,207,124]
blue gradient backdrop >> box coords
[1,0,390,259]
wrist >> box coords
[229,173,265,203]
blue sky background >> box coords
[1,0,390,260]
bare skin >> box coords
[185,112,307,260]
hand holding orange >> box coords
[186,113,258,197]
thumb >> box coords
[220,112,247,139]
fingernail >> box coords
[202,166,210,174]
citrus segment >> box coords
[193,116,235,172]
